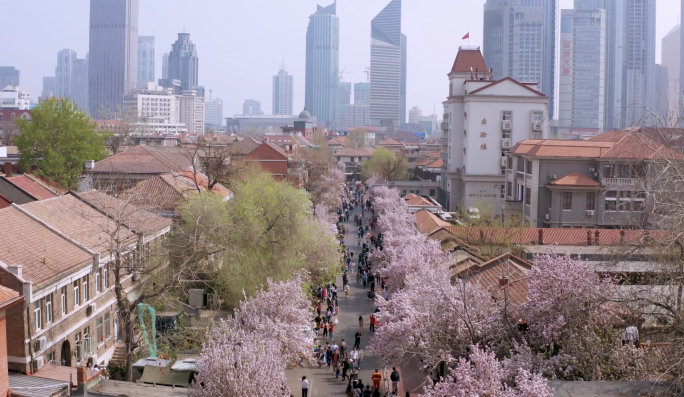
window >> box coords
[97,317,103,343]
[74,281,80,306]
[34,301,42,331]
[549,192,553,209]
[104,268,109,288]
[502,111,512,121]
[46,294,53,324]
[525,187,531,205]
[603,164,615,178]
[84,327,91,356]
[105,312,111,339]
[605,191,617,211]
[533,111,543,122]
[507,157,513,169]
[586,193,596,211]
[507,182,513,198]
[634,192,646,211]
[526,161,532,175]
[619,191,632,211]
[82,276,88,302]
[96,270,101,293]
[500,184,506,199]
[61,286,66,314]
[429,189,436,196]
[48,351,55,364]
[563,192,572,210]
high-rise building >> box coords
[305,2,339,128]
[344,104,370,129]
[409,106,422,125]
[272,63,294,116]
[168,33,199,94]
[56,49,76,98]
[662,25,680,120]
[205,96,224,127]
[0,67,20,88]
[88,0,139,117]
[243,100,262,116]
[370,0,406,127]
[338,82,352,130]
[354,82,370,105]
[72,57,89,113]
[138,36,155,88]
[180,90,205,134]
[483,0,558,119]
[42,77,56,100]
[558,5,607,139]
[162,53,169,79]
[123,82,180,123]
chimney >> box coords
[3,162,13,177]
[587,230,592,246]
[499,276,509,287]
[8,265,22,278]
[620,230,625,244]
[538,229,544,245]
[84,160,95,171]
[594,230,600,245]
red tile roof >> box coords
[404,195,437,207]
[6,175,58,200]
[549,172,601,187]
[451,49,487,73]
[0,206,93,287]
[459,253,531,306]
[414,209,450,234]
[92,146,194,174]
[378,137,405,146]
[333,147,375,157]
[0,285,20,307]
[430,226,670,247]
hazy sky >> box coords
[2,0,680,119]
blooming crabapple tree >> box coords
[190,274,313,395]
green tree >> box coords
[363,148,407,181]
[176,171,340,308]
[15,98,107,189]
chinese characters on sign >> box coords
[480,132,487,138]
[480,144,487,150]
[562,41,572,75]
[481,118,487,126]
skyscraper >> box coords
[354,82,370,105]
[88,0,139,117]
[483,0,558,118]
[205,96,224,127]
[370,0,406,127]
[162,53,169,79]
[72,57,89,113]
[558,4,607,139]
[338,81,352,130]
[56,49,77,99]
[305,2,339,128]
[138,36,155,88]
[168,33,199,93]
[662,24,680,120]
[0,67,20,88]
[41,77,56,100]
[273,63,294,116]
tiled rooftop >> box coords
[5,175,58,200]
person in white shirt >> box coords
[302,376,309,397]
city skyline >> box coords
[1,0,679,120]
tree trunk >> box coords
[123,310,135,382]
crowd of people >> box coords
[302,182,403,397]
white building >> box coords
[205,97,223,127]
[344,104,370,129]
[409,106,422,124]
[0,86,30,110]
[135,117,187,135]
[439,47,549,213]
[180,90,205,134]
[123,82,180,123]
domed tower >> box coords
[293,107,314,136]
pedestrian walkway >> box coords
[286,195,425,396]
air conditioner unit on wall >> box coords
[86,303,97,316]
[501,139,512,149]
[500,157,507,167]
[532,121,542,131]
[34,337,46,351]
[34,356,44,369]
[502,120,512,131]
[545,214,550,220]
[586,210,595,216]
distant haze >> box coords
[2,0,679,119]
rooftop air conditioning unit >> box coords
[586,210,595,216]
[500,157,507,167]
[34,356,45,369]
[502,120,512,131]
[532,121,542,132]
[545,214,550,220]
[501,139,512,149]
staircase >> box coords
[109,343,127,366]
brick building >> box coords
[242,142,306,187]
[0,192,170,373]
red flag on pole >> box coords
[462,32,470,40]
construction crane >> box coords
[364,66,370,83]
[339,66,353,82]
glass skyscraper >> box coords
[168,33,199,94]
[483,0,557,118]
[370,0,406,127]
[305,2,339,128]
[88,0,139,117]
[273,63,294,116]
[138,36,155,89]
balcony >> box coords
[603,178,642,187]
[440,137,448,146]
[440,152,449,161]
[441,122,449,130]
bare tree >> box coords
[0,120,19,146]
[178,135,250,192]
[97,105,139,155]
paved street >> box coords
[285,198,425,397]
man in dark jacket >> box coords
[390,367,400,394]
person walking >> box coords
[342,358,350,380]
[372,369,382,391]
[302,376,309,397]
[328,322,334,340]
[354,330,362,350]
[358,316,364,335]
[370,314,376,332]
[340,339,346,356]
[390,367,400,395]
[345,284,350,297]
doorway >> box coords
[60,340,71,367]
